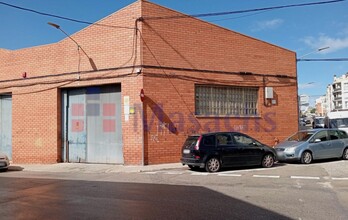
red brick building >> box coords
[0,0,298,165]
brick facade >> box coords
[0,0,298,165]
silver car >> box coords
[0,151,10,171]
[275,129,348,164]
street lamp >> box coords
[48,22,97,70]
[297,46,330,60]
[298,82,315,89]
[296,46,332,130]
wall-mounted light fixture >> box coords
[47,22,97,71]
[140,89,145,102]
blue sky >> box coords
[1,0,347,105]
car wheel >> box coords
[262,154,274,168]
[301,151,312,164]
[342,148,348,160]
[205,157,221,173]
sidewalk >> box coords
[9,163,184,174]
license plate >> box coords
[0,162,6,167]
[183,149,190,154]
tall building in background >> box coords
[315,96,326,116]
[325,84,333,113]
[299,94,310,114]
[327,73,348,112]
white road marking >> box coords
[331,177,348,180]
[217,174,242,177]
[140,170,347,182]
[253,175,280,179]
[291,176,320,180]
[142,172,158,174]
[221,167,277,173]
[164,172,184,175]
[191,173,209,176]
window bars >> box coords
[195,85,258,116]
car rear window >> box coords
[338,130,348,139]
[183,136,199,148]
[316,118,324,124]
[202,135,216,146]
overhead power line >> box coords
[207,11,270,23]
[0,0,345,27]
[143,0,346,20]
[0,1,135,29]
[297,58,348,62]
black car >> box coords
[181,132,277,172]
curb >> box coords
[8,163,184,174]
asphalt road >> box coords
[1,160,348,220]
[0,177,291,220]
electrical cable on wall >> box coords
[1,20,140,95]
[0,1,314,97]
[10,72,135,96]
[137,29,205,131]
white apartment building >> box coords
[326,84,333,113]
[299,94,310,113]
[326,73,348,112]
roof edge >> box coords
[142,1,295,54]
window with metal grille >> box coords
[195,85,259,116]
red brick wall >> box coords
[0,1,145,164]
[140,2,298,164]
[0,0,298,165]
[11,86,60,163]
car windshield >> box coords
[329,118,348,128]
[315,118,324,124]
[287,131,315,142]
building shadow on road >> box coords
[0,176,292,219]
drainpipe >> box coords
[141,103,145,166]
[65,91,70,163]
[136,15,145,166]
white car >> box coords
[0,151,10,171]
[313,117,325,128]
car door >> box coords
[232,133,264,166]
[200,134,217,160]
[309,130,330,159]
[217,133,240,166]
[338,130,348,157]
[329,130,347,157]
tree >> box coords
[310,108,316,114]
